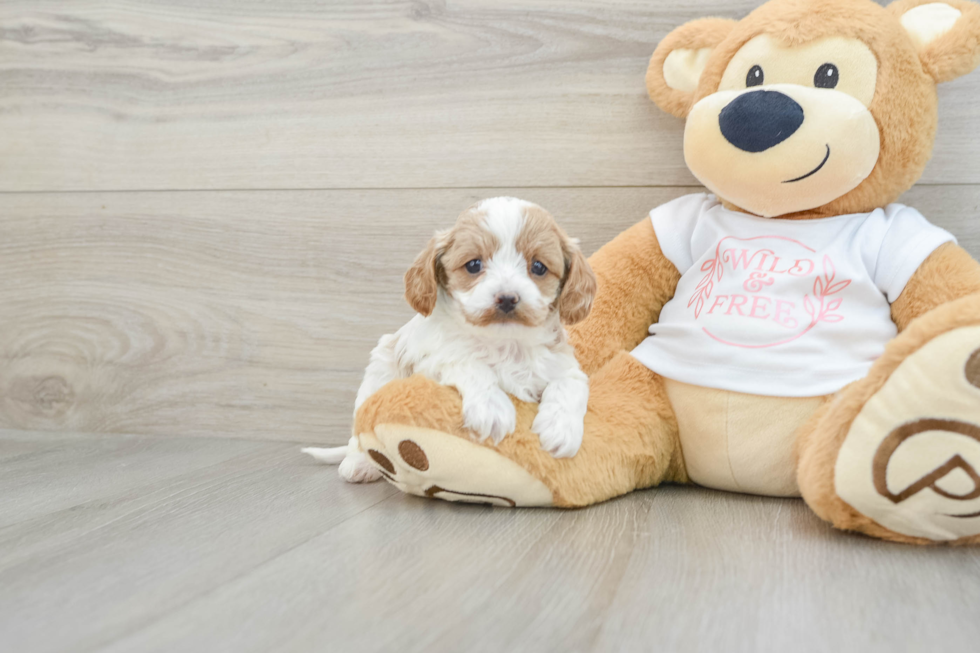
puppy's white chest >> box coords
[485,342,551,402]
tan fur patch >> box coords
[516,206,565,305]
[514,205,597,326]
[646,18,738,118]
[567,217,681,374]
[890,243,980,330]
[440,209,499,295]
[889,0,980,83]
[404,207,499,321]
[559,245,597,326]
[466,306,538,328]
[404,232,445,316]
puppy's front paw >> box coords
[463,389,517,444]
[338,450,384,483]
[532,400,584,458]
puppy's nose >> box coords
[495,294,520,313]
[719,90,804,153]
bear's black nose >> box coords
[718,90,804,153]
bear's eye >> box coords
[746,65,764,87]
[814,63,839,89]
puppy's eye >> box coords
[746,65,764,87]
[530,261,547,276]
[464,259,482,274]
[814,63,839,89]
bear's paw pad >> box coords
[358,424,554,507]
[835,326,980,542]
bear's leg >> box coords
[353,351,686,508]
[797,294,980,544]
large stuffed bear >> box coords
[353,0,980,545]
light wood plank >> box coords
[1,0,978,191]
[590,493,980,652]
[0,187,692,442]
[1,186,978,442]
[0,430,271,529]
[2,432,977,653]
[94,474,980,653]
[0,430,398,653]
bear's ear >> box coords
[889,0,980,83]
[646,18,737,118]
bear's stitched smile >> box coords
[783,144,831,183]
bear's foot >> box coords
[358,424,554,507]
[832,325,980,543]
[354,352,685,509]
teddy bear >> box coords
[350,0,980,545]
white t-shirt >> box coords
[631,194,955,397]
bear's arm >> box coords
[890,242,980,331]
[567,217,681,375]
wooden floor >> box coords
[3,1,980,651]
[3,428,979,653]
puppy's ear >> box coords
[558,238,597,326]
[890,0,980,83]
[646,18,736,118]
[404,231,446,316]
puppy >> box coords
[304,197,597,483]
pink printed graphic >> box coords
[689,248,723,319]
[804,256,850,325]
[689,235,816,318]
[689,236,851,349]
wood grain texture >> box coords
[1,186,978,442]
[1,0,978,191]
[1,430,977,653]
[0,187,690,442]
[0,430,398,653]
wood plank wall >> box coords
[2,1,978,444]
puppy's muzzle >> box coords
[495,293,520,314]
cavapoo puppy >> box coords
[304,197,597,483]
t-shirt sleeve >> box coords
[873,205,956,303]
[649,193,715,274]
